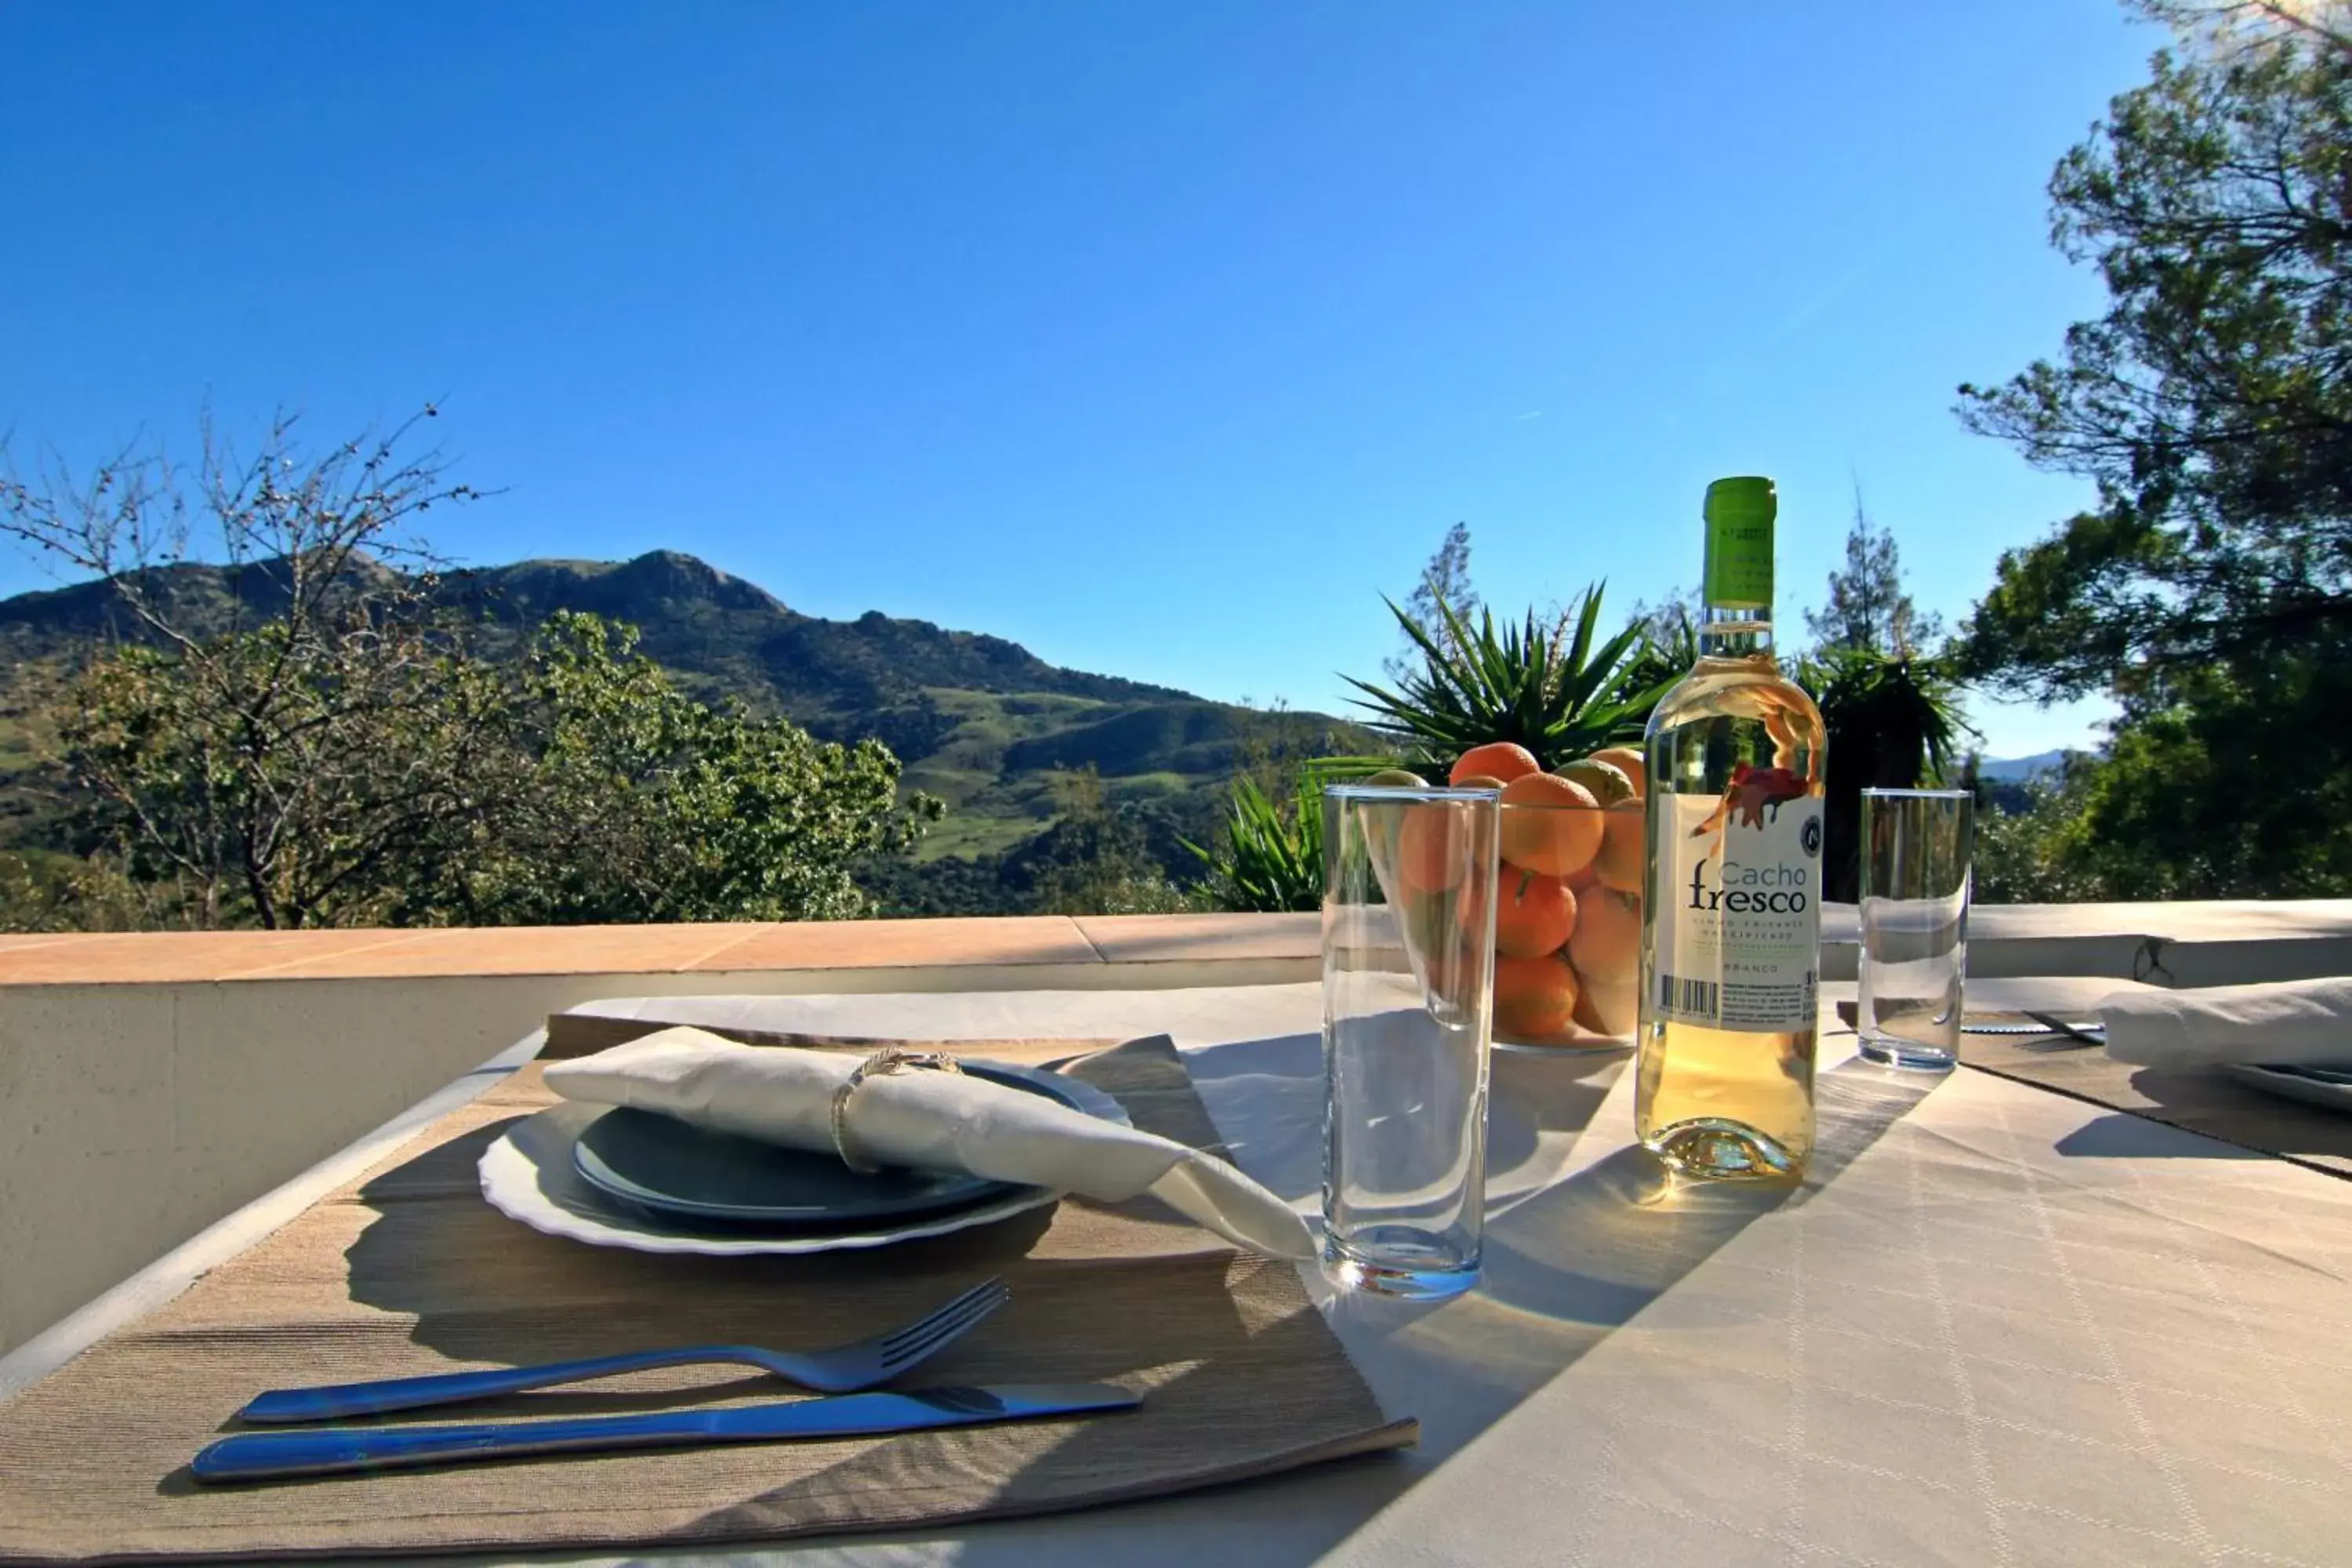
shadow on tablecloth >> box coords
[1171,1029,1590,1207]
[1486,1062,1929,1322]
[1314,1061,1935,1457]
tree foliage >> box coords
[1955,4,2352,702]
[1382,521,1480,683]
[1953,1,2352,897]
[1980,658,2352,900]
[2,409,498,927]
[1778,488,1973,899]
[1011,767,1200,916]
[60,630,511,927]
[1804,492,1944,656]
[412,612,940,925]
[0,411,938,928]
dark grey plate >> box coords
[2228,1062,2352,1113]
[570,1061,1077,1229]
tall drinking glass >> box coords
[1321,784,1500,1300]
[1857,787,1975,1071]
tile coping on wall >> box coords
[0,913,1327,986]
[0,900,2344,989]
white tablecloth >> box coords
[9,980,2347,1566]
[478,983,2351,1568]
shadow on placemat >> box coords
[1930,1011,2352,1179]
[342,1113,1064,1372]
[1993,1055,2352,1178]
[0,1034,1414,1566]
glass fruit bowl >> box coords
[1361,788,1644,1052]
[1489,798,1643,1050]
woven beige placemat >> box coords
[1958,1021,2352,1180]
[0,1025,1410,1565]
[1836,1001,2352,1180]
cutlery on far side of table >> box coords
[237,1276,1009,1424]
[2021,1010,2108,1048]
[192,1382,1140,1483]
[1958,1014,2108,1049]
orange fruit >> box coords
[1397,801,1468,893]
[1485,863,1577,960]
[1497,773,1602,877]
[1567,884,1640,982]
[1571,968,1639,1038]
[1558,758,1633,807]
[1452,774,1505,793]
[1494,949,1581,1041]
[1450,742,1540,787]
[1566,860,1600,893]
[1592,746,1646,800]
[1593,800,1645,893]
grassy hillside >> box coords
[0,551,1382,908]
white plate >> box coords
[2227,1062,2352,1114]
[478,1061,1130,1257]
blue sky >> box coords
[2,2,2160,756]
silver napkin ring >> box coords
[829,1048,963,1174]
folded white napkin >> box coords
[2102,977,2352,1070]
[543,1028,1315,1259]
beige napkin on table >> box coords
[543,1025,1317,1259]
[2102,976,2352,1069]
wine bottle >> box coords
[1635,477,1828,1180]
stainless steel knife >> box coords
[191,1382,1139,1483]
[2022,1010,2107,1047]
[1960,1016,2106,1037]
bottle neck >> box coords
[1699,599,1775,660]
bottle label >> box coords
[1703,514,1774,610]
[1650,768,1824,1031]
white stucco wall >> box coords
[0,956,1312,1356]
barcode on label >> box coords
[1657,972,1718,1016]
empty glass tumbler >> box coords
[1857,787,1976,1071]
[1320,784,1501,1300]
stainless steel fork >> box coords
[235,1276,1011,1423]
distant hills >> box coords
[1977,750,2070,782]
[0,550,1374,868]
[0,556,2110,915]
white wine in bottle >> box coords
[1637,477,1828,1180]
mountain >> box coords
[1977,750,2070,783]
[0,550,1374,867]
[449,552,1189,709]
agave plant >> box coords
[1798,647,1978,902]
[1181,773,1324,913]
[1612,600,1700,706]
[1343,585,1676,776]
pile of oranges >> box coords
[1378,741,1646,1047]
